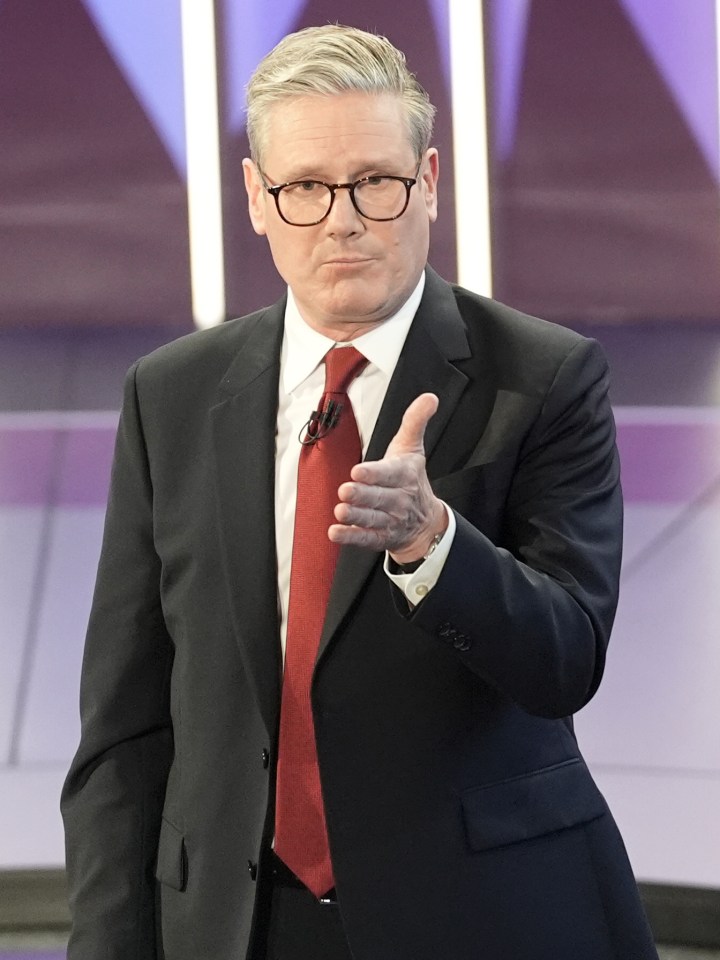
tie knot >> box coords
[323,345,368,394]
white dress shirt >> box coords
[274,273,456,657]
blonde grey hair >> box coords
[245,24,436,166]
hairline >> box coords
[251,91,423,172]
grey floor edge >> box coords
[1,872,720,957]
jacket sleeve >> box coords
[408,337,623,719]
[61,360,173,960]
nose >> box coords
[324,185,363,235]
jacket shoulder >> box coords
[135,306,273,382]
[452,284,586,351]
[449,283,607,397]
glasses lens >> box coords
[277,181,333,225]
[354,177,409,220]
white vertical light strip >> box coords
[180,0,226,329]
[448,0,493,296]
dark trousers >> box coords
[251,855,354,960]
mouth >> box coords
[323,257,373,268]
[325,254,373,265]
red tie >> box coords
[274,345,368,898]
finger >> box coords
[384,393,438,458]
[337,481,386,508]
[328,522,386,550]
[333,502,386,528]
[343,456,415,489]
[335,482,407,522]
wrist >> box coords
[390,503,448,571]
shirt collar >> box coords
[281,272,426,395]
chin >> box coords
[324,291,383,320]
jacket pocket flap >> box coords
[155,817,187,891]
[461,759,606,852]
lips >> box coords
[323,257,372,266]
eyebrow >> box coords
[271,163,405,184]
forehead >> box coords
[262,92,414,173]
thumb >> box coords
[385,393,439,457]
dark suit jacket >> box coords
[62,269,658,960]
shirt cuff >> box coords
[383,503,456,606]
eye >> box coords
[282,180,323,197]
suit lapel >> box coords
[210,301,285,738]
[317,269,473,663]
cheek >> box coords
[390,221,426,264]
[265,230,315,283]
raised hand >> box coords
[328,393,447,562]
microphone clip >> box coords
[299,399,343,445]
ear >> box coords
[242,159,267,236]
[421,148,439,223]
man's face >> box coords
[243,92,439,340]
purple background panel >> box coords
[17,510,104,765]
[619,0,719,176]
[491,0,720,322]
[0,432,57,507]
[81,0,186,176]
[488,0,533,159]
[2,0,720,327]
[224,0,307,133]
[0,0,192,330]
[0,428,115,507]
[426,0,451,86]
[617,422,720,502]
[56,430,115,508]
[0,509,45,762]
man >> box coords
[62,24,659,960]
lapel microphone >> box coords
[299,399,344,445]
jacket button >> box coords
[247,860,258,881]
[261,748,270,769]
[438,622,457,643]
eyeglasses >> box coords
[259,163,422,226]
